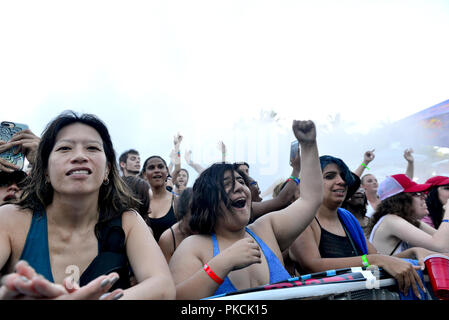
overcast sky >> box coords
[1,0,448,190]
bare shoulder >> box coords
[121,209,145,231]
[249,211,276,235]
[173,234,211,257]
[379,214,416,235]
[0,204,32,230]
[382,214,408,226]
[0,205,33,272]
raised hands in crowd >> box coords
[1,112,449,301]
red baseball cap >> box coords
[425,175,449,187]
[392,174,432,193]
[377,174,432,201]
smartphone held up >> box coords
[290,140,299,162]
[0,121,29,170]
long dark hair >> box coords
[175,187,193,221]
[426,187,444,228]
[17,111,139,239]
[122,175,151,222]
[369,192,419,232]
[189,163,236,234]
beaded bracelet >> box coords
[288,176,300,185]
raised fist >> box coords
[292,120,316,145]
[363,149,375,164]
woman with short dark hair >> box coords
[169,120,323,299]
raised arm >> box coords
[258,120,323,252]
[169,133,183,176]
[218,141,227,163]
[184,150,204,174]
[403,148,414,179]
[169,150,182,184]
[354,149,375,178]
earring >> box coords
[103,177,109,185]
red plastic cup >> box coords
[424,254,449,300]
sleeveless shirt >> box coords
[211,227,290,296]
[19,207,131,290]
[148,195,177,242]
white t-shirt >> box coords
[366,201,376,218]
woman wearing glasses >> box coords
[369,174,449,255]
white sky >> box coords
[1,0,448,189]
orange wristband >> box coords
[203,264,224,285]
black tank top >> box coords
[315,217,358,258]
[147,195,177,242]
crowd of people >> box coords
[0,110,448,300]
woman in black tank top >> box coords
[141,156,178,242]
[314,217,358,258]
[287,155,427,298]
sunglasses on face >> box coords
[411,192,426,199]
[0,180,20,188]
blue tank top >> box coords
[19,208,130,290]
[211,227,290,296]
[20,208,54,282]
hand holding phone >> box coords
[0,121,29,170]
[290,140,299,161]
[290,140,301,173]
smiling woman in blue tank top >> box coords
[169,120,323,299]
[0,111,175,300]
